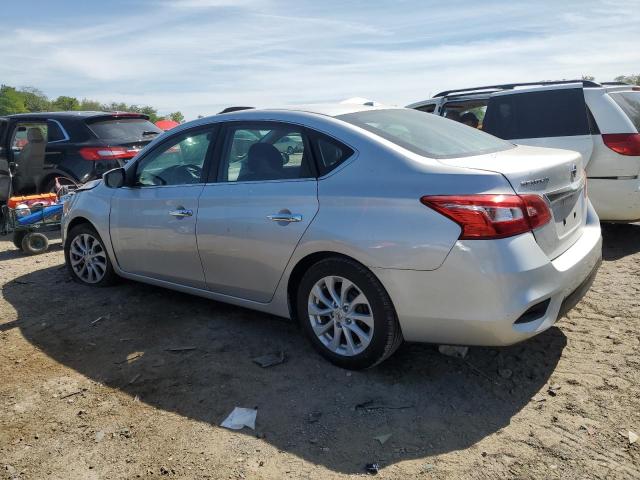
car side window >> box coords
[135,130,213,187]
[416,104,436,113]
[47,120,66,142]
[312,134,354,176]
[11,123,47,154]
[220,123,314,182]
[483,89,590,140]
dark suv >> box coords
[0,111,163,202]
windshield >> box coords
[86,117,163,142]
[337,108,513,158]
[610,92,640,131]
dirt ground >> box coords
[0,225,639,480]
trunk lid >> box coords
[439,145,587,259]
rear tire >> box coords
[65,223,117,286]
[21,232,49,255]
[296,257,402,369]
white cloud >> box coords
[1,0,638,119]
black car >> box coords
[0,111,163,202]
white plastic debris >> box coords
[220,407,257,430]
[628,430,638,444]
[374,433,392,445]
[438,345,469,359]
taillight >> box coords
[602,133,640,156]
[79,146,136,161]
[420,194,551,240]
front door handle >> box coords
[267,213,302,223]
[169,208,193,218]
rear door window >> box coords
[47,120,67,142]
[86,117,162,142]
[483,88,590,139]
[609,92,640,131]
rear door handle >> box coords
[169,208,193,218]
[267,213,302,223]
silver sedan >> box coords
[62,105,602,369]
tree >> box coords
[52,95,80,111]
[19,87,51,112]
[78,99,102,111]
[168,111,184,123]
[0,85,28,115]
[614,74,640,86]
[582,75,595,81]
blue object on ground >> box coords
[17,204,63,226]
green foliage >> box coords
[0,85,28,115]
[52,95,80,111]
[614,74,640,86]
[168,111,185,123]
[0,84,166,122]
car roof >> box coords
[5,111,149,120]
[215,103,390,119]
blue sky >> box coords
[1,0,639,119]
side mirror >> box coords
[103,167,126,188]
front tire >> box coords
[297,257,402,369]
[21,232,49,254]
[65,224,117,286]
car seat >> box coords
[238,143,284,181]
[13,128,46,193]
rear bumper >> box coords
[588,177,640,222]
[373,202,602,346]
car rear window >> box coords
[610,92,640,131]
[86,117,162,141]
[483,88,590,140]
[337,108,513,158]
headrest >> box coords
[247,143,283,172]
[27,128,44,142]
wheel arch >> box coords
[286,251,386,321]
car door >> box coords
[483,84,595,166]
[0,118,10,203]
[109,126,217,288]
[197,121,319,303]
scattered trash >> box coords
[115,352,144,364]
[498,368,513,379]
[220,407,257,430]
[548,384,561,396]
[438,345,469,359]
[365,463,380,475]
[166,346,197,352]
[355,400,414,411]
[625,430,638,444]
[94,431,105,443]
[307,411,322,424]
[420,463,435,473]
[374,433,392,445]
[60,389,84,399]
[532,394,546,403]
[91,315,109,326]
[252,351,285,368]
[4,465,17,476]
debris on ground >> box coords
[252,351,285,368]
[498,368,513,379]
[90,315,109,326]
[374,433,392,445]
[220,407,257,430]
[94,430,105,443]
[166,346,197,352]
[307,411,322,424]
[622,430,638,444]
[355,400,414,411]
[365,462,380,475]
[548,384,561,396]
[438,345,469,359]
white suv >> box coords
[407,81,640,222]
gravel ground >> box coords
[0,224,639,479]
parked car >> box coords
[407,80,640,222]
[0,111,163,203]
[62,105,602,369]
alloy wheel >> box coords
[69,233,108,284]
[308,275,374,356]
